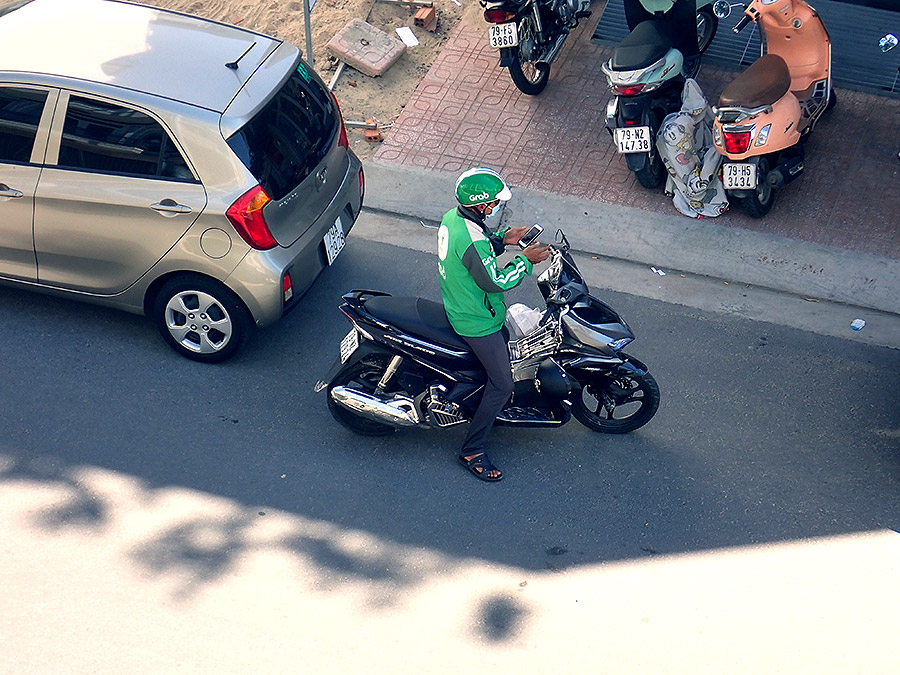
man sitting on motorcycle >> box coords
[437,167,550,481]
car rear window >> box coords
[227,63,338,201]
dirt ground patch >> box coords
[0,0,479,158]
[140,0,477,159]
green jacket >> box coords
[437,207,533,337]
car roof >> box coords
[0,0,280,112]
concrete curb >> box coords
[363,159,900,315]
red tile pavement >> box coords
[375,5,900,261]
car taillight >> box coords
[723,130,752,154]
[613,83,645,96]
[484,9,515,23]
[331,92,349,149]
[359,167,365,200]
[283,273,293,303]
[226,185,277,250]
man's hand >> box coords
[502,226,528,246]
[522,242,551,264]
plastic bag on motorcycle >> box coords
[656,78,729,218]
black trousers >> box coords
[460,327,514,456]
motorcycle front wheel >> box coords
[508,17,550,95]
[327,356,397,436]
[570,369,660,434]
[696,7,718,54]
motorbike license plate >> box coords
[339,328,359,364]
[614,126,652,153]
[723,163,757,190]
[488,23,518,49]
[324,217,346,265]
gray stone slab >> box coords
[326,18,406,77]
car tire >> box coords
[153,275,253,363]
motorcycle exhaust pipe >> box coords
[537,29,570,67]
[330,386,420,426]
[766,157,805,188]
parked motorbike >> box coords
[317,230,660,438]
[603,0,720,188]
[479,0,592,95]
[710,0,834,217]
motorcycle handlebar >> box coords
[733,14,751,33]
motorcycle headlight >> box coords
[608,337,633,351]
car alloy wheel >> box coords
[153,275,252,362]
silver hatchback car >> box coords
[0,0,364,361]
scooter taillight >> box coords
[484,9,516,23]
[723,130,752,154]
[612,83,646,96]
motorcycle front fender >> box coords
[615,354,650,377]
[499,46,516,68]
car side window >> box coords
[57,96,194,181]
[0,86,48,164]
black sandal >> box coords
[458,453,503,482]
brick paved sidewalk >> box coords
[375,8,900,261]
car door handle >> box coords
[150,199,192,215]
[0,184,24,199]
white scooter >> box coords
[603,0,719,188]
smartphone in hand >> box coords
[518,223,544,249]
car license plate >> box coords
[723,163,757,190]
[614,126,652,153]
[339,328,359,364]
[324,217,345,265]
[488,23,518,49]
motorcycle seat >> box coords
[364,295,471,352]
[610,20,673,71]
[718,54,791,109]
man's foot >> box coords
[458,452,502,482]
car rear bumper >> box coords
[226,153,364,327]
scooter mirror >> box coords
[713,0,732,19]
[880,34,898,53]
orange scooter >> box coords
[711,0,833,217]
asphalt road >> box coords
[4,229,900,671]
[1,234,898,578]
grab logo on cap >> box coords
[469,191,490,202]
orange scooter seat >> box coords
[718,54,791,108]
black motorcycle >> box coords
[480,0,592,95]
[317,231,660,438]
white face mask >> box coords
[484,201,506,227]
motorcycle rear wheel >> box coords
[571,369,660,434]
[634,150,665,189]
[508,17,550,95]
[740,156,776,218]
[327,356,397,436]
[509,54,550,95]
